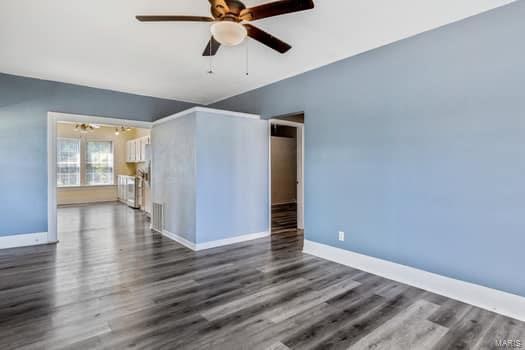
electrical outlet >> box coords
[338,231,345,241]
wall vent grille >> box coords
[152,202,164,233]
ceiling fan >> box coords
[136,0,315,56]
[74,123,100,133]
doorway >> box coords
[269,115,304,235]
[47,112,152,244]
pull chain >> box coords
[208,39,214,74]
[245,39,249,76]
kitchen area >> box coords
[117,130,152,216]
[56,122,152,217]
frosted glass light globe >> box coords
[210,21,247,46]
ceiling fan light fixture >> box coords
[210,21,247,46]
[75,123,95,133]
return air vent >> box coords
[151,202,165,233]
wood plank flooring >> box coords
[0,202,523,349]
[272,202,297,233]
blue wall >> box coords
[212,1,525,297]
[151,113,197,243]
[196,112,268,243]
[151,110,268,245]
[0,73,195,236]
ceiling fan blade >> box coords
[136,15,214,22]
[240,0,314,21]
[244,24,291,54]
[209,0,230,18]
[202,36,221,56]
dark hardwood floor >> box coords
[0,202,523,349]
[272,202,297,234]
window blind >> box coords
[57,138,81,186]
[86,141,114,185]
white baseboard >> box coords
[161,230,197,251]
[0,232,49,250]
[196,231,270,251]
[303,240,525,322]
[162,230,270,251]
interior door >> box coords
[297,127,304,229]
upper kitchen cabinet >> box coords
[127,136,150,163]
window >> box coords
[57,138,81,186]
[86,141,114,185]
[56,138,114,187]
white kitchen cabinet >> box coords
[117,175,140,209]
[126,140,135,162]
[139,138,145,162]
[126,136,150,163]
[132,140,137,161]
[136,139,141,162]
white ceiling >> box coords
[0,0,515,104]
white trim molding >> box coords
[161,230,197,251]
[48,112,153,129]
[303,240,525,322]
[196,231,270,251]
[268,118,305,231]
[153,107,260,126]
[0,232,49,250]
[162,230,270,251]
[268,118,304,128]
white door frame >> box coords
[47,112,152,244]
[268,118,305,233]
